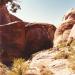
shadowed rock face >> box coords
[0,22,56,66]
[0,5,10,25]
[54,8,75,47]
[23,23,56,59]
[0,21,26,66]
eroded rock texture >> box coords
[54,8,75,47]
[0,21,26,66]
[24,48,75,75]
[23,23,56,58]
[0,5,56,66]
[0,22,56,65]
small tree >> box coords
[0,0,21,12]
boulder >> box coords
[54,8,75,47]
[0,21,56,66]
[23,23,56,58]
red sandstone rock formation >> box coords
[0,5,56,66]
[24,49,74,75]
[0,21,26,66]
[23,23,56,58]
[0,22,56,65]
[0,5,10,25]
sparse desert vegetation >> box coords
[0,41,75,75]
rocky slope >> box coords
[23,8,75,75]
[0,6,75,75]
[54,8,75,47]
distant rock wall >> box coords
[54,8,75,47]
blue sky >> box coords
[10,0,75,26]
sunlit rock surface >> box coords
[54,8,75,47]
[24,45,75,75]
